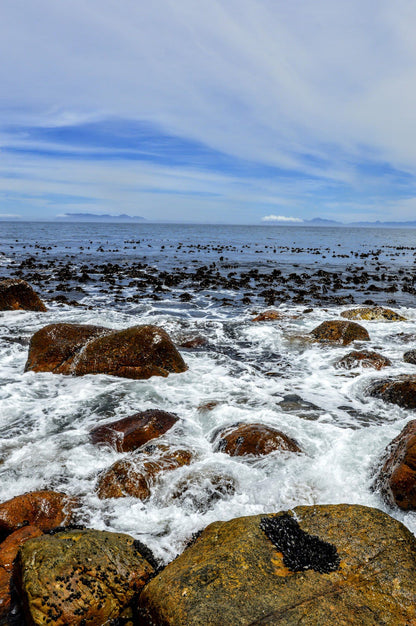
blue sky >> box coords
[2,0,416,222]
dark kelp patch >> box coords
[260,513,340,574]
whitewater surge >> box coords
[1,300,416,563]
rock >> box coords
[310,320,370,345]
[0,279,47,312]
[17,528,154,626]
[252,310,283,322]
[374,420,416,510]
[214,423,301,456]
[137,504,416,625]
[0,491,77,540]
[90,409,179,452]
[25,323,187,379]
[404,349,416,365]
[97,444,193,500]
[0,526,43,620]
[168,468,236,513]
[367,375,416,409]
[341,306,407,321]
[335,350,391,370]
[178,336,208,349]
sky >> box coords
[2,1,416,223]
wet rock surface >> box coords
[404,349,416,365]
[168,468,236,513]
[0,491,77,540]
[137,504,416,626]
[310,320,370,345]
[90,409,179,452]
[17,528,154,626]
[0,279,47,312]
[335,350,391,370]
[214,422,301,456]
[25,323,187,379]
[97,444,193,500]
[367,375,416,409]
[374,420,416,510]
[341,306,407,321]
[251,310,284,322]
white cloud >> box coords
[262,215,303,223]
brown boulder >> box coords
[367,375,416,409]
[310,320,369,345]
[341,306,407,321]
[252,310,283,322]
[374,420,416,510]
[0,279,47,312]
[177,336,208,349]
[90,409,179,452]
[25,323,187,379]
[17,528,154,626]
[138,504,416,625]
[335,350,391,370]
[97,444,193,500]
[214,423,301,457]
[0,526,43,620]
[0,491,77,540]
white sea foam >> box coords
[1,302,416,563]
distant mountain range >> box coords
[303,217,416,227]
[57,213,145,222]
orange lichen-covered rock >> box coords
[341,306,406,322]
[25,323,187,379]
[374,420,416,510]
[310,320,369,345]
[0,279,47,312]
[214,423,301,457]
[17,529,154,626]
[252,310,284,322]
[137,505,416,625]
[90,409,179,452]
[0,491,77,540]
[97,444,193,500]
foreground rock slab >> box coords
[18,529,154,626]
[375,420,416,510]
[0,491,77,540]
[214,423,301,456]
[25,323,187,379]
[90,409,179,452]
[138,504,416,625]
[0,279,46,312]
[341,306,406,321]
[367,375,416,409]
[311,320,369,345]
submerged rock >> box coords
[17,528,154,626]
[137,504,416,625]
[341,306,406,321]
[367,375,416,409]
[214,422,301,456]
[0,491,77,540]
[310,320,370,345]
[404,349,416,365]
[374,420,416,510]
[0,279,47,312]
[25,323,187,379]
[335,350,391,370]
[97,444,193,500]
[168,468,236,513]
[90,409,179,452]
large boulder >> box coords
[25,323,187,379]
[138,504,416,625]
[17,529,154,626]
[310,320,369,345]
[97,444,193,500]
[367,375,416,409]
[374,420,416,510]
[0,279,46,312]
[0,491,77,540]
[0,526,43,621]
[214,423,301,457]
[341,306,406,321]
[90,409,179,452]
[334,350,391,370]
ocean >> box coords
[1,221,416,562]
